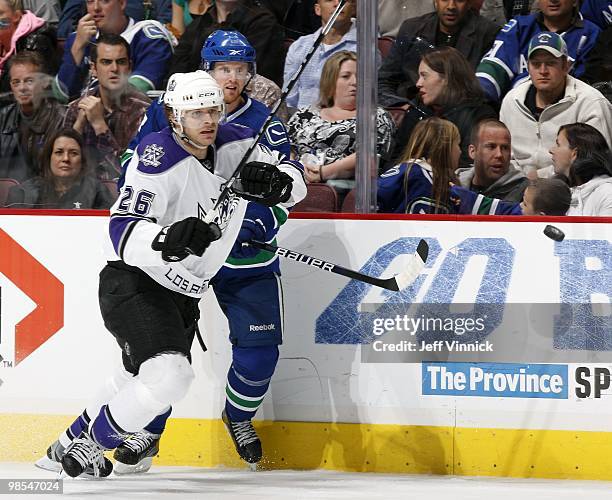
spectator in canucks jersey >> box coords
[53,0,174,103]
[110,30,294,469]
[476,0,601,103]
[377,117,462,214]
[578,0,612,29]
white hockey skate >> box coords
[35,440,65,473]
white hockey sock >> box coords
[106,377,168,433]
[85,361,134,428]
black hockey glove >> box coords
[234,161,293,207]
[152,217,222,262]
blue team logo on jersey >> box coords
[143,24,170,41]
[141,144,165,168]
[265,123,289,147]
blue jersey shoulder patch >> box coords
[136,128,189,174]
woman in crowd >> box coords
[550,123,612,216]
[288,50,395,196]
[377,117,460,214]
[385,46,496,171]
[5,129,115,209]
[170,0,211,36]
[0,0,57,94]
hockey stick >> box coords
[203,0,349,224]
[249,239,429,292]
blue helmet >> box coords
[200,30,256,72]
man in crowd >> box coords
[477,0,601,103]
[457,119,528,202]
[378,0,500,108]
[500,32,612,176]
[63,33,150,180]
[284,0,359,110]
[54,0,173,101]
[0,51,65,183]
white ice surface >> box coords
[2,463,612,500]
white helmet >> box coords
[164,71,225,124]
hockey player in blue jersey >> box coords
[476,0,601,103]
[34,71,305,479]
[53,0,175,101]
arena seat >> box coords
[340,188,356,213]
[0,178,19,207]
[293,183,338,212]
[377,36,395,59]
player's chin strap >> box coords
[179,131,209,150]
[172,122,209,150]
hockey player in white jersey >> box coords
[111,30,297,472]
[41,71,306,478]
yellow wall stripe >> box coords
[2,414,611,480]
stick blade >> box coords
[392,239,429,291]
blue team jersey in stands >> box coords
[377,161,522,215]
[476,14,601,102]
[123,93,294,279]
[55,18,173,100]
[580,0,612,28]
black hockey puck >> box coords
[544,225,565,242]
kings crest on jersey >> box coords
[104,123,283,297]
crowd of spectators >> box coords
[0,0,609,215]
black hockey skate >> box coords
[222,410,262,464]
[61,431,113,478]
[113,431,160,475]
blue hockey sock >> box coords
[89,405,127,450]
[225,345,279,421]
[65,409,91,441]
[144,407,172,435]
